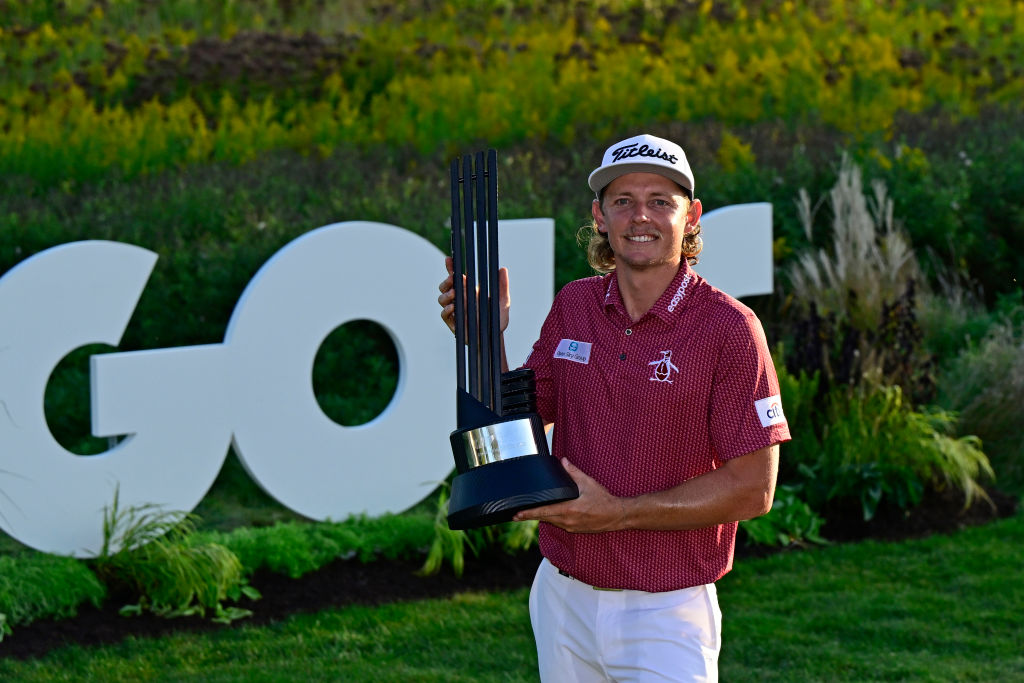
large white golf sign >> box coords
[0,204,772,557]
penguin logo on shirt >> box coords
[648,350,679,383]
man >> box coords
[438,133,790,681]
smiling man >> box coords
[439,133,790,682]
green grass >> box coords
[719,511,1024,681]
[0,591,537,682]
[3,510,1021,682]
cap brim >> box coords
[588,163,693,197]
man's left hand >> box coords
[512,458,628,533]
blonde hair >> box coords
[580,196,703,274]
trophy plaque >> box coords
[446,149,579,530]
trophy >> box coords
[446,150,579,530]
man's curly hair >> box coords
[580,196,703,275]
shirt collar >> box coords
[603,261,697,324]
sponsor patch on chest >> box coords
[554,338,593,364]
[754,394,786,427]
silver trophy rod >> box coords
[486,149,501,415]
[461,155,480,402]
[474,151,493,412]
[450,159,466,399]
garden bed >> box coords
[2,486,1015,661]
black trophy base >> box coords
[447,454,578,530]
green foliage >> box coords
[205,512,436,579]
[312,320,398,426]
[783,156,935,400]
[420,485,538,578]
[0,553,106,635]
[773,352,822,479]
[1,1,1022,641]
[740,485,828,548]
[777,332,995,524]
[934,302,1024,494]
[42,343,116,455]
[91,490,256,622]
[917,270,998,363]
[3,1,1024,185]
[883,110,1024,303]
[2,514,1022,680]
[0,510,435,634]
[804,385,993,521]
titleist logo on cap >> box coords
[610,142,678,165]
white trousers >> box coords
[529,558,721,683]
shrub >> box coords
[91,491,256,623]
[419,485,538,578]
[740,485,828,549]
[934,308,1024,494]
[787,154,919,332]
[916,263,996,363]
[205,513,436,579]
[804,385,994,521]
[784,156,935,401]
[774,355,823,482]
[0,553,105,637]
[3,1,1023,185]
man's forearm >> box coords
[617,444,779,531]
[515,444,779,533]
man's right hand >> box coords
[438,256,510,335]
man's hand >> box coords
[513,458,629,533]
[513,445,779,533]
[438,256,510,335]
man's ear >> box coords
[686,198,703,231]
[592,198,607,234]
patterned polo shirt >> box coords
[523,261,791,592]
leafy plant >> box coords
[419,484,538,578]
[0,552,106,639]
[934,305,1024,494]
[801,385,994,521]
[205,512,436,579]
[740,485,828,548]
[773,351,823,479]
[91,489,258,623]
[805,460,924,523]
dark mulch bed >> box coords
[1,487,1017,661]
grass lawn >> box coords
[1,510,1021,682]
[718,509,1024,681]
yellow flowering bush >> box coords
[1,0,1022,184]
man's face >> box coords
[592,172,700,273]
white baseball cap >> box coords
[588,133,694,199]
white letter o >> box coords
[225,222,456,520]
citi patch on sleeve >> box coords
[754,394,786,428]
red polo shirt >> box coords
[523,262,791,591]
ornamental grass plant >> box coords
[779,157,998,523]
[788,154,919,334]
[91,490,255,623]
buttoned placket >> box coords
[620,325,633,363]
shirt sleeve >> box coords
[708,310,791,461]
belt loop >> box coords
[558,567,623,591]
